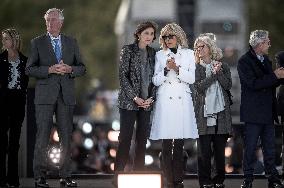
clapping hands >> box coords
[212,61,222,74]
[166,58,179,73]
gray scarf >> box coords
[200,61,225,126]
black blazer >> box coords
[117,43,156,111]
[237,46,280,124]
[0,50,29,92]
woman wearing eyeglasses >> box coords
[149,23,198,188]
[193,35,232,188]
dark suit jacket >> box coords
[117,43,156,111]
[25,33,86,105]
[237,46,280,124]
[0,50,29,92]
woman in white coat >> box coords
[150,23,198,188]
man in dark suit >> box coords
[25,8,86,187]
[238,30,284,188]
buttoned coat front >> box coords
[150,47,199,140]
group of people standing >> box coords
[115,21,284,188]
[1,7,284,188]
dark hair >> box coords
[134,21,158,43]
[275,51,284,67]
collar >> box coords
[256,54,264,62]
[48,32,61,41]
[164,45,182,55]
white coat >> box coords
[149,47,199,140]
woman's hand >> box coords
[194,50,200,63]
[134,97,145,106]
[166,58,179,73]
[138,97,154,109]
[213,61,222,74]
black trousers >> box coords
[114,108,150,171]
[162,139,184,185]
[197,134,228,186]
[0,90,26,186]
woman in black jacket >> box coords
[114,21,157,176]
[0,28,29,188]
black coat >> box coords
[117,43,156,111]
[0,50,29,92]
[237,46,280,124]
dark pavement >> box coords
[19,178,271,188]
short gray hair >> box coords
[249,30,269,48]
[44,8,64,21]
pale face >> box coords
[2,32,13,50]
[45,11,63,36]
[259,37,271,55]
[163,34,177,49]
[195,41,211,59]
[138,27,155,46]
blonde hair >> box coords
[198,33,217,42]
[2,28,21,50]
[193,35,223,63]
[159,23,188,50]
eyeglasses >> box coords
[162,35,175,40]
[194,45,205,51]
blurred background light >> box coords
[225,146,232,157]
[84,138,94,149]
[112,120,120,131]
[145,155,154,166]
[82,122,93,134]
[146,139,151,149]
[48,146,61,165]
[110,163,115,171]
[52,130,60,142]
[110,149,117,158]
[108,130,120,142]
